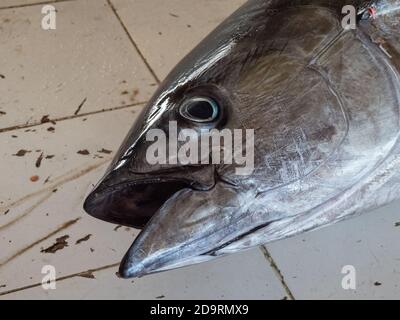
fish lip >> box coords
[84,176,201,229]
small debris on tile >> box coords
[395,222,400,227]
[0,110,6,115]
[0,74,5,79]
[75,234,92,245]
[45,155,55,159]
[41,235,69,254]
[120,80,127,84]
[35,152,44,168]
[44,176,51,184]
[47,127,55,132]
[30,175,40,182]
[114,225,122,231]
[98,148,112,154]
[74,97,87,115]
[156,295,165,299]
[0,284,6,289]
[90,248,95,253]
[77,149,90,155]
[3,209,9,215]
[187,24,192,28]
[169,13,179,18]
[374,281,382,286]
[13,149,31,157]
[40,115,50,124]
[78,270,96,279]
[52,188,58,193]
[158,31,162,35]
[130,89,140,102]
[11,135,17,138]
[121,90,129,95]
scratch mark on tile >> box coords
[0,262,119,297]
[0,218,80,269]
[74,98,87,115]
[0,192,52,232]
[0,159,110,217]
[0,102,146,134]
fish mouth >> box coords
[84,177,195,229]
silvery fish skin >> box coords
[84,0,400,278]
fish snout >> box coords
[118,184,243,278]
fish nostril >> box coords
[179,97,219,123]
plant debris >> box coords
[35,152,44,168]
[75,234,92,245]
[41,235,69,254]
[77,149,90,155]
[13,149,31,157]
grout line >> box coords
[106,0,161,85]
[0,0,76,10]
[259,245,296,300]
[0,262,119,297]
[0,101,146,134]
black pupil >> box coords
[187,100,215,120]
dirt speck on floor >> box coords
[40,115,50,124]
[77,149,90,155]
[76,234,92,245]
[0,110,6,115]
[13,149,31,157]
[98,148,112,154]
[4,209,9,215]
[395,222,400,227]
[30,175,40,182]
[41,235,69,254]
[156,295,165,299]
[35,152,44,168]
[114,225,122,231]
[374,281,382,286]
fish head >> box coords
[84,0,363,277]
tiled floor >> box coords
[0,0,399,300]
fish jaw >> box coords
[118,183,250,278]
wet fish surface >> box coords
[84,0,400,278]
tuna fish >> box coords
[84,0,400,278]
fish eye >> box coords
[179,97,219,123]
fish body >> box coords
[84,0,400,278]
